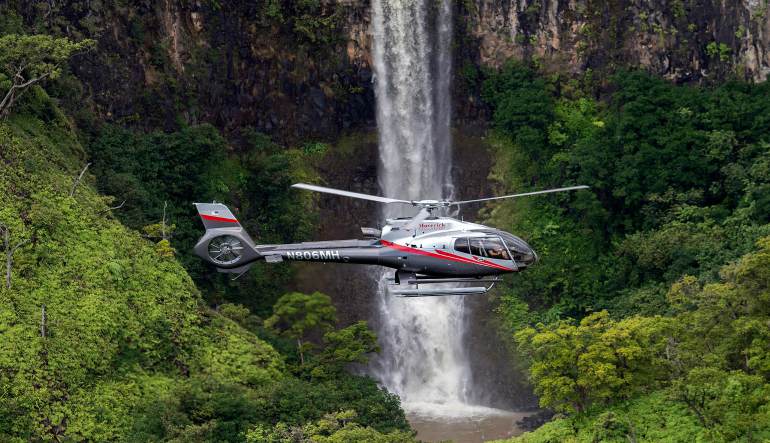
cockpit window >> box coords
[500,233,530,253]
[454,237,470,254]
[498,232,536,263]
[469,237,511,260]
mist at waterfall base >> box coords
[366,1,530,441]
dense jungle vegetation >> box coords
[0,105,414,441]
[0,33,414,443]
[478,63,770,442]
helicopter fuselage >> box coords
[193,203,537,279]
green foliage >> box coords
[672,368,770,441]
[260,376,409,433]
[256,0,344,45]
[0,34,93,78]
[265,291,337,364]
[484,67,770,316]
[264,292,381,379]
[0,113,286,441]
[510,237,770,441]
[314,321,380,378]
[0,106,408,441]
[482,61,555,156]
[706,41,731,62]
[192,313,285,387]
[516,312,670,413]
[118,364,410,442]
[0,34,94,117]
[497,391,705,443]
[483,65,770,440]
[246,410,416,443]
[88,124,230,252]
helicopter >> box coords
[193,183,589,297]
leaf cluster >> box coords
[0,34,94,83]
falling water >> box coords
[368,0,473,413]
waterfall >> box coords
[369,0,472,412]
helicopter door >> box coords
[469,237,514,266]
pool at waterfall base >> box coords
[404,402,533,443]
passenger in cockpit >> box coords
[489,247,510,260]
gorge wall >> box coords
[463,0,770,82]
[7,0,770,142]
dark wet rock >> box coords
[457,0,770,82]
[517,409,556,431]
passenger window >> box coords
[454,238,470,254]
[469,237,510,260]
[469,238,486,257]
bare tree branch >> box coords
[97,200,126,215]
[69,162,91,197]
[11,238,30,254]
[41,304,47,338]
[0,224,30,290]
[1,224,8,290]
[0,72,51,119]
[161,201,168,240]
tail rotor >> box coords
[193,203,259,274]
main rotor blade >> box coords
[451,185,590,205]
[291,183,411,205]
[404,208,431,230]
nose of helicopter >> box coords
[524,247,540,266]
[517,244,537,266]
[500,233,537,267]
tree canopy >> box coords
[0,34,93,118]
[483,65,770,443]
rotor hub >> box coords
[412,200,450,209]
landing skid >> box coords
[387,271,500,297]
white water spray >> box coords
[369,0,474,412]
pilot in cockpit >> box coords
[489,247,510,260]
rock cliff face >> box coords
[11,1,375,141]
[9,0,769,140]
[462,0,770,82]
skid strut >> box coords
[388,270,500,297]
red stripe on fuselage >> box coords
[201,214,239,223]
[380,240,513,271]
[433,249,512,271]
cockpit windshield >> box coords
[498,232,536,264]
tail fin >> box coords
[195,202,244,230]
[193,203,259,273]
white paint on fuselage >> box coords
[381,216,491,249]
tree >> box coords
[312,321,379,378]
[516,311,670,413]
[0,34,94,118]
[672,368,770,440]
[265,291,337,364]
